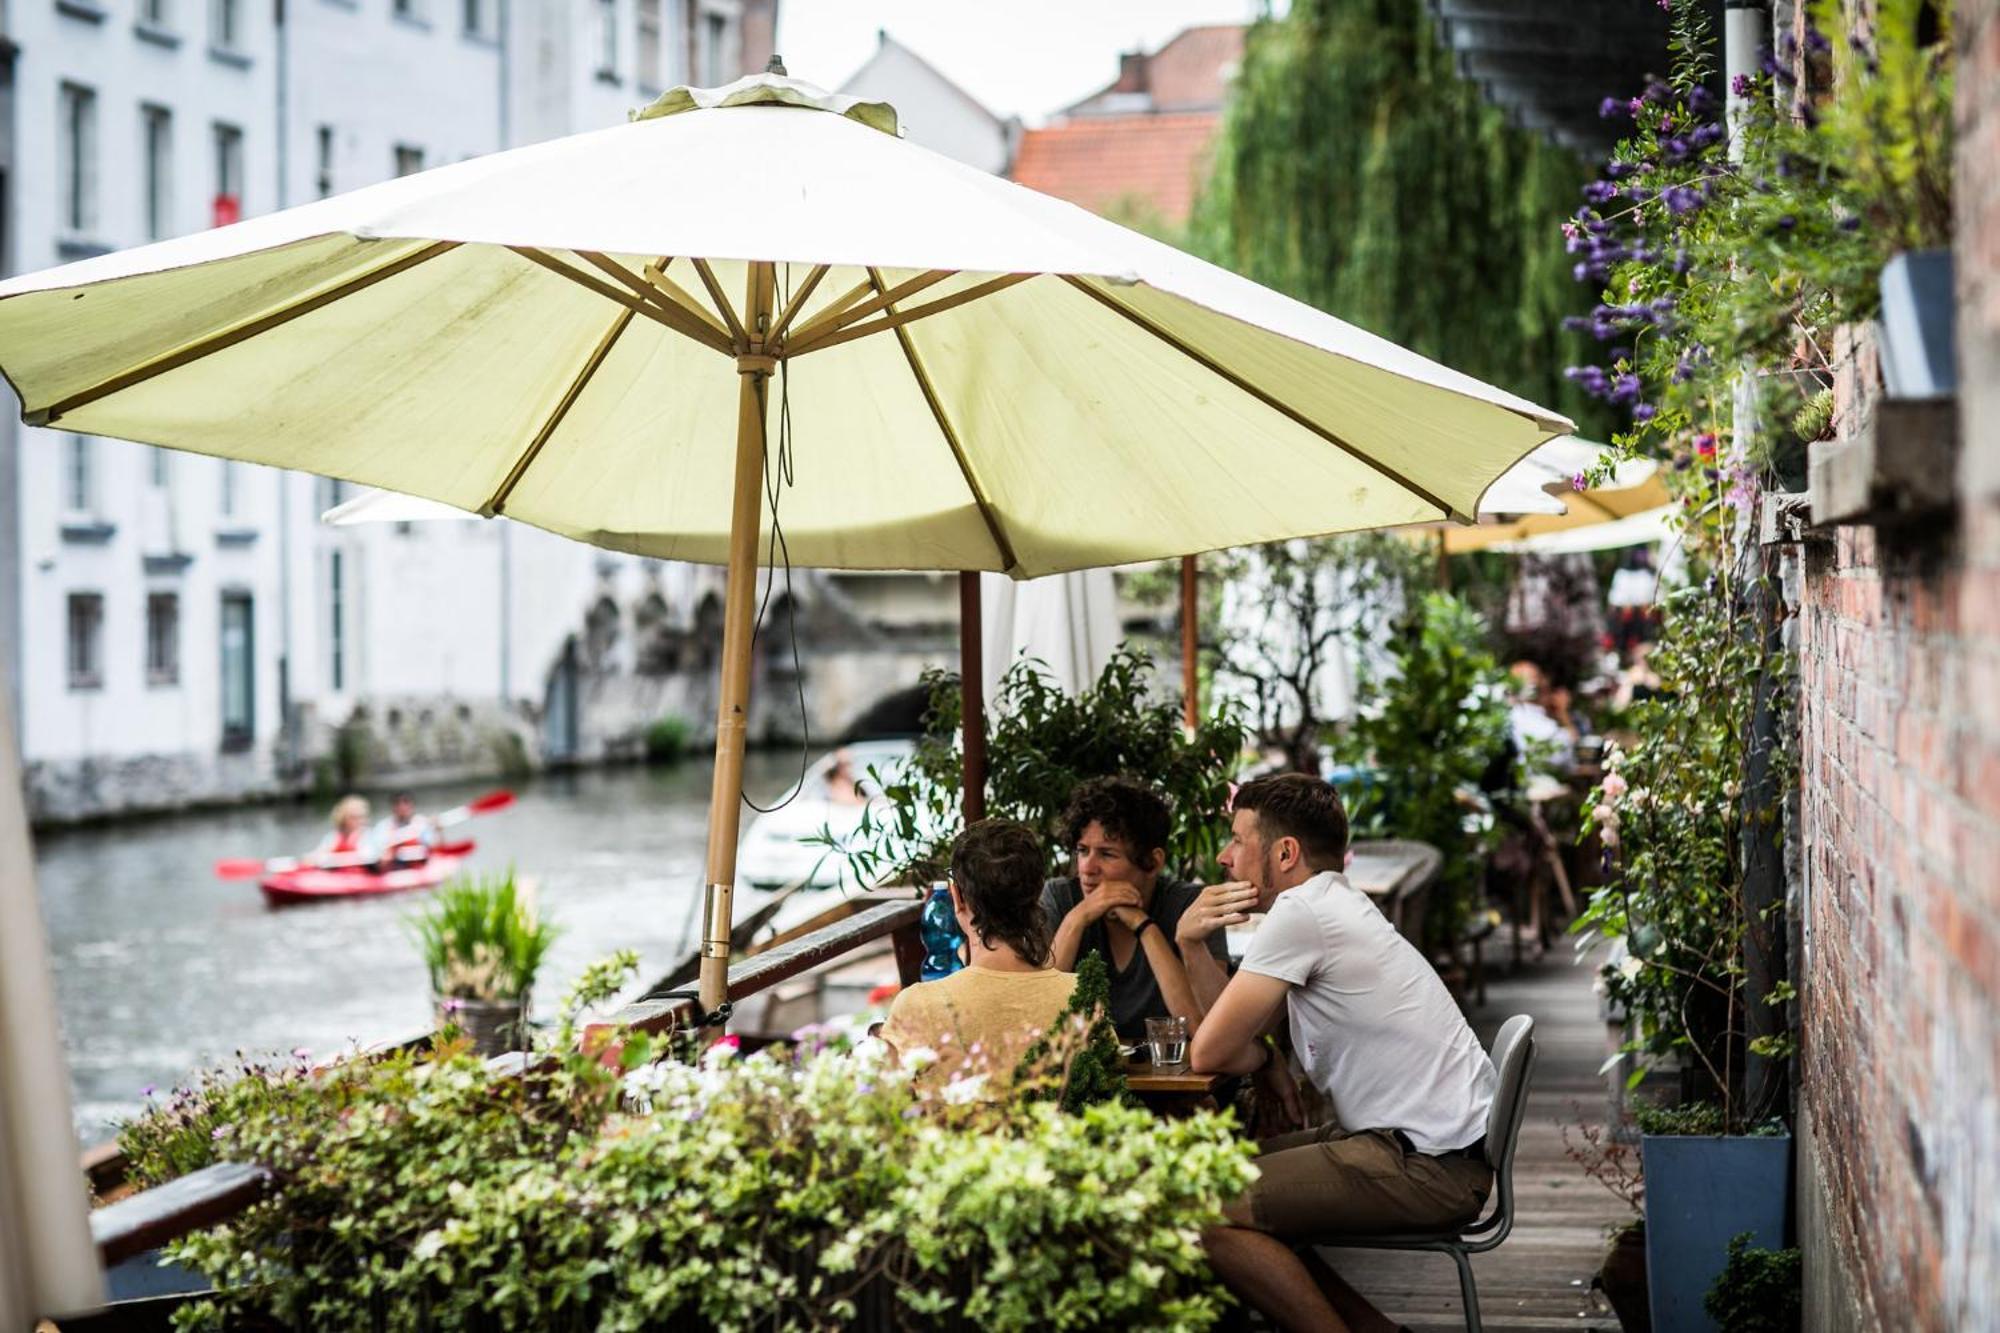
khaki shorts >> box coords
[1228,1124,1493,1237]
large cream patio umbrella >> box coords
[0,71,1572,1012]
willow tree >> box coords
[1192,0,1602,428]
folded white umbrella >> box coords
[0,69,1573,1010]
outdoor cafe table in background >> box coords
[1223,838,1443,962]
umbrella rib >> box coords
[1058,275,1469,524]
[480,304,634,517]
[573,250,730,346]
[787,270,952,348]
[689,259,749,352]
[866,267,1018,574]
[784,273,1032,357]
[640,258,735,343]
[24,240,458,428]
[765,264,830,347]
[510,247,733,356]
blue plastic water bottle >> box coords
[920,882,966,981]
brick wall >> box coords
[1795,0,2000,1327]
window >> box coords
[462,0,491,38]
[211,0,240,48]
[212,122,242,226]
[702,11,726,85]
[64,435,93,512]
[58,83,97,235]
[327,549,346,691]
[220,592,254,748]
[67,593,104,690]
[594,0,617,78]
[315,475,348,512]
[393,143,425,177]
[315,124,334,199]
[219,459,238,516]
[636,0,661,87]
[150,446,172,488]
[142,0,171,25]
[142,104,173,240]
[392,0,424,19]
[146,592,180,685]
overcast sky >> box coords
[773,1,1274,125]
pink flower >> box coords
[1602,773,1629,800]
[1572,473,1588,492]
[1602,829,1621,850]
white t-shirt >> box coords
[1240,870,1495,1154]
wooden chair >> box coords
[1298,1015,1538,1333]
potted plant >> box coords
[1562,1113,1650,1332]
[411,869,559,1057]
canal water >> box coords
[32,755,803,1145]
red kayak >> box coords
[259,841,475,906]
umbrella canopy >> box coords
[1443,470,1670,554]
[1473,435,1642,515]
[0,71,1574,1010]
[321,488,479,526]
[1489,504,1674,556]
[0,73,1567,578]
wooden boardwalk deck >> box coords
[1320,950,1631,1333]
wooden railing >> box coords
[81,897,925,1273]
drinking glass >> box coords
[1145,1016,1189,1068]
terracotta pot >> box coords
[436,993,530,1058]
[1597,1220,1650,1332]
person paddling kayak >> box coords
[371,792,437,864]
[311,794,380,868]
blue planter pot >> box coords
[1640,1133,1792,1332]
[1878,249,1956,399]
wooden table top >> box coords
[1122,1057,1222,1094]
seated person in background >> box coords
[878,819,1076,1094]
[1192,774,1497,1333]
[1507,659,1578,770]
[370,792,437,862]
[1041,777,1252,1041]
[823,748,867,806]
[312,795,378,866]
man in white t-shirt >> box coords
[1191,773,1497,1333]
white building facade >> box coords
[0,0,768,821]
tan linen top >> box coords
[878,966,1078,1095]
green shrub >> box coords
[409,868,560,1002]
[643,714,691,763]
[154,952,1254,1333]
[1704,1232,1803,1333]
[1016,951,1128,1112]
[837,648,1248,887]
[1336,592,1512,951]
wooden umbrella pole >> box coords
[959,571,987,825]
[1180,554,1199,731]
[698,262,775,1015]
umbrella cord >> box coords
[743,262,812,816]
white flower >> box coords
[900,1045,939,1071]
[1592,803,1617,826]
[1601,828,1620,849]
[412,1230,446,1262]
[939,1073,989,1105]
[1616,955,1645,983]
